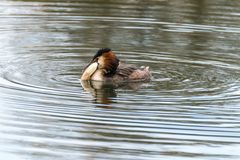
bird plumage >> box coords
[81,48,151,82]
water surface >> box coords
[0,0,240,160]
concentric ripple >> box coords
[1,0,240,160]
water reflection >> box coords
[1,0,240,160]
[81,80,146,107]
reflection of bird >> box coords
[80,80,117,106]
[81,48,151,82]
[80,80,147,108]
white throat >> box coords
[90,69,104,81]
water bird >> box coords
[81,48,151,82]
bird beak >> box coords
[80,61,98,80]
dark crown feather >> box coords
[93,48,112,60]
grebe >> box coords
[80,48,151,82]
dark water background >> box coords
[0,0,240,159]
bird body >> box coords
[81,48,151,82]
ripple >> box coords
[1,0,240,160]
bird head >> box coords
[81,48,119,80]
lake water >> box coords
[0,0,240,159]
